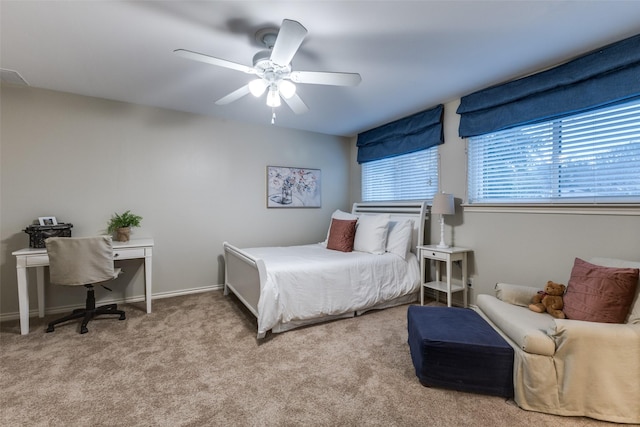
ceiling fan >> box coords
[174,19,361,121]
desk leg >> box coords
[36,267,45,318]
[144,252,152,313]
[16,262,30,335]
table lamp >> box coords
[432,192,455,248]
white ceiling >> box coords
[2,1,640,137]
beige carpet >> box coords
[0,291,614,426]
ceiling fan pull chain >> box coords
[271,109,276,125]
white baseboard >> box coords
[0,284,223,322]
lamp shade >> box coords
[249,79,268,97]
[279,80,296,99]
[432,193,455,215]
[266,87,281,107]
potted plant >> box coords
[107,210,142,242]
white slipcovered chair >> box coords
[475,257,640,424]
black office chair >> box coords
[45,236,125,334]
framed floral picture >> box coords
[267,166,321,208]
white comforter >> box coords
[242,243,420,335]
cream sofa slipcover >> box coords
[475,257,640,424]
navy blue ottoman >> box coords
[407,306,514,397]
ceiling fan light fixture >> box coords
[266,87,281,107]
[249,79,268,97]
[177,18,360,117]
[279,80,296,99]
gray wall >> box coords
[3,85,638,319]
[351,100,640,305]
[1,85,351,318]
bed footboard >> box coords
[223,242,266,337]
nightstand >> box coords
[418,245,472,307]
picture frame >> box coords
[38,216,58,226]
[267,166,321,208]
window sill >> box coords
[461,203,640,216]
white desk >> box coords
[418,245,472,308]
[12,238,154,335]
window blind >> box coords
[468,98,640,203]
[362,148,438,202]
[357,104,443,163]
[458,33,640,138]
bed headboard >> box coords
[351,201,429,254]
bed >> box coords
[223,201,429,338]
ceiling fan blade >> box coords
[283,93,309,115]
[290,71,362,86]
[174,49,255,74]
[215,84,251,105]
[270,19,307,66]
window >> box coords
[362,147,439,202]
[468,98,640,204]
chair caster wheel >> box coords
[119,314,126,320]
[80,326,88,334]
[46,325,54,333]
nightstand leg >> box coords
[420,255,425,305]
[462,253,468,308]
[446,258,452,307]
[435,260,440,304]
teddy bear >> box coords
[528,281,566,319]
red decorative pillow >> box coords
[563,258,640,323]
[326,219,357,252]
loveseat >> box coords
[475,257,640,424]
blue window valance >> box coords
[357,104,444,164]
[457,33,640,138]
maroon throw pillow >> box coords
[326,219,357,252]
[563,258,639,323]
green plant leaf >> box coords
[107,210,143,234]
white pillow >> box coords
[385,219,413,259]
[494,283,541,307]
[353,214,390,255]
[321,209,358,246]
